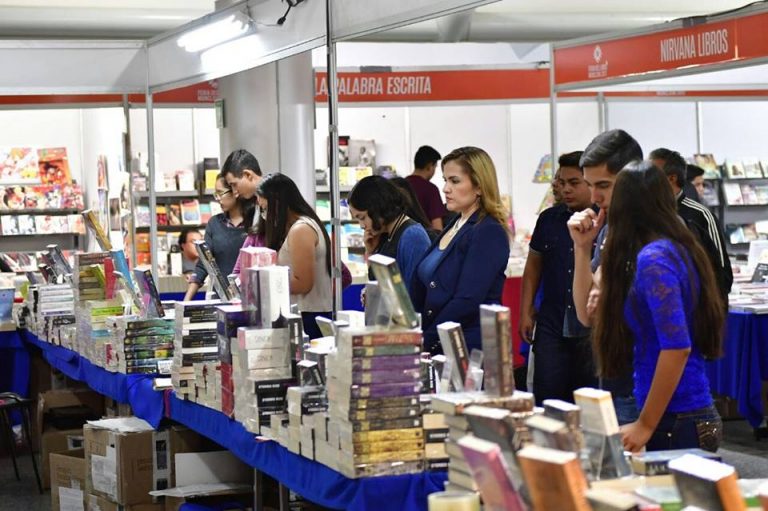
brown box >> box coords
[86,493,164,511]
[42,428,84,489]
[37,389,105,440]
[50,449,86,511]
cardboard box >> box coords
[38,389,105,440]
[42,428,84,489]
[86,493,163,511]
[51,448,86,511]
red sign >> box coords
[554,10,768,87]
[315,69,550,103]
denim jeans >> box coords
[646,405,722,452]
[613,395,640,426]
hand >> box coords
[567,208,605,250]
[620,420,654,453]
[364,231,381,255]
[518,311,536,344]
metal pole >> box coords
[548,50,559,174]
[597,92,606,133]
[695,101,704,154]
[146,74,159,279]
[326,0,342,314]
[123,94,137,268]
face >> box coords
[349,205,377,237]
[182,231,203,259]
[551,169,563,203]
[213,179,236,213]
[583,163,616,211]
[692,175,705,197]
[443,161,480,215]
[559,166,591,210]
[225,169,261,200]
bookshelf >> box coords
[704,175,768,255]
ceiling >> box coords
[0,0,756,41]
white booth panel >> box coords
[130,108,196,179]
[606,101,698,158]
[701,101,768,160]
[193,108,220,170]
[336,107,410,176]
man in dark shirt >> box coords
[520,151,596,404]
[650,148,732,302]
[406,145,446,231]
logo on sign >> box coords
[588,45,608,79]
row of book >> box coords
[726,221,768,245]
[135,199,221,228]
[0,147,73,185]
[722,182,768,206]
[0,214,86,236]
[0,183,84,210]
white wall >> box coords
[701,101,768,159]
[606,100,698,158]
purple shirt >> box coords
[406,174,446,222]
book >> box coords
[584,489,640,511]
[463,405,532,454]
[693,154,721,179]
[368,254,419,329]
[525,414,580,453]
[156,205,168,226]
[168,204,182,226]
[68,214,85,234]
[17,215,36,234]
[194,240,236,301]
[480,304,515,396]
[34,215,54,234]
[437,321,469,392]
[181,199,201,225]
[0,147,39,183]
[517,445,590,511]
[533,154,553,183]
[726,159,747,179]
[176,168,196,191]
[133,267,165,318]
[1,216,18,235]
[743,158,764,178]
[46,244,72,276]
[740,184,759,205]
[631,448,722,476]
[199,203,212,224]
[82,209,113,250]
[37,147,72,185]
[457,435,525,511]
[668,454,745,511]
[205,169,220,191]
[573,387,619,435]
[701,180,720,207]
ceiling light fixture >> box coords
[177,12,251,53]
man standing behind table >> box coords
[519,151,597,404]
[567,129,643,424]
[406,145,446,231]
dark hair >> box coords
[686,164,705,182]
[348,176,405,231]
[558,151,584,170]
[414,145,441,170]
[257,173,331,276]
[178,227,201,247]
[649,148,687,188]
[221,149,262,179]
[388,177,432,230]
[580,129,643,174]
[593,161,724,378]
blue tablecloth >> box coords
[0,330,29,398]
[707,312,768,428]
[22,330,446,511]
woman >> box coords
[256,173,332,339]
[593,161,724,453]
[410,147,510,354]
[348,176,431,292]
[184,176,254,301]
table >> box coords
[21,330,446,511]
[707,312,768,429]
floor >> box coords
[1,420,767,510]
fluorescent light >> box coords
[177,13,250,53]
[200,34,265,73]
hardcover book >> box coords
[368,254,419,329]
[517,445,590,511]
[457,435,526,511]
[480,304,515,397]
[437,321,469,392]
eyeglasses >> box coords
[213,189,233,201]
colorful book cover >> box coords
[0,147,39,183]
[458,435,526,511]
[741,184,759,205]
[169,204,182,226]
[199,203,212,224]
[701,180,720,207]
[136,205,151,227]
[60,183,84,210]
[195,240,235,301]
[205,169,219,191]
[35,215,55,234]
[0,186,25,209]
[37,147,72,185]
[693,154,721,179]
[133,267,165,318]
[743,158,764,178]
[156,205,168,226]
[723,182,744,205]
[181,199,201,225]
[533,154,553,183]
[68,214,86,234]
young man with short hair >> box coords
[567,129,643,423]
[520,151,596,404]
[220,149,263,200]
[406,145,445,230]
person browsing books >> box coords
[410,147,510,354]
[178,228,203,275]
[256,173,333,340]
[348,176,431,294]
[592,161,725,453]
[221,149,263,202]
[183,176,254,301]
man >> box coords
[406,145,446,231]
[687,163,706,202]
[520,151,596,404]
[567,129,643,423]
[221,149,263,200]
[179,228,203,275]
[551,167,564,205]
[650,148,732,301]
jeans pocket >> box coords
[695,417,723,452]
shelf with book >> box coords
[0,208,80,216]
[133,190,201,199]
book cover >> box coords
[573,387,619,435]
[47,244,72,276]
[156,205,168,226]
[199,203,212,224]
[68,214,86,234]
[517,445,590,511]
[205,169,219,191]
[723,182,744,205]
[368,254,419,329]
[457,435,526,511]
[701,180,720,207]
[668,454,745,511]
[437,321,469,392]
[726,159,747,179]
[631,448,721,476]
[533,154,553,183]
[693,154,721,179]
[35,215,55,234]
[480,304,515,397]
[743,158,763,178]
[176,168,196,191]
[0,147,39,183]
[37,147,72,185]
[194,240,235,301]
[740,184,759,205]
[17,214,36,234]
[82,209,113,250]
[167,204,181,226]
[1,216,18,235]
[133,267,165,318]
[181,199,202,225]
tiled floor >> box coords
[2,419,768,510]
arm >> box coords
[183,282,201,301]
[396,226,431,294]
[568,208,604,326]
[287,223,318,295]
[519,251,542,343]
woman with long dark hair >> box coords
[348,176,431,292]
[593,161,725,453]
[256,173,332,339]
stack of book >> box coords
[283,384,328,457]
[216,304,251,417]
[73,252,114,302]
[107,316,175,375]
[422,407,450,472]
[323,327,425,478]
[76,299,126,365]
[33,283,75,343]
[172,300,221,400]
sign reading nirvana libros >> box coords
[553,10,768,88]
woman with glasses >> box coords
[183,175,255,300]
